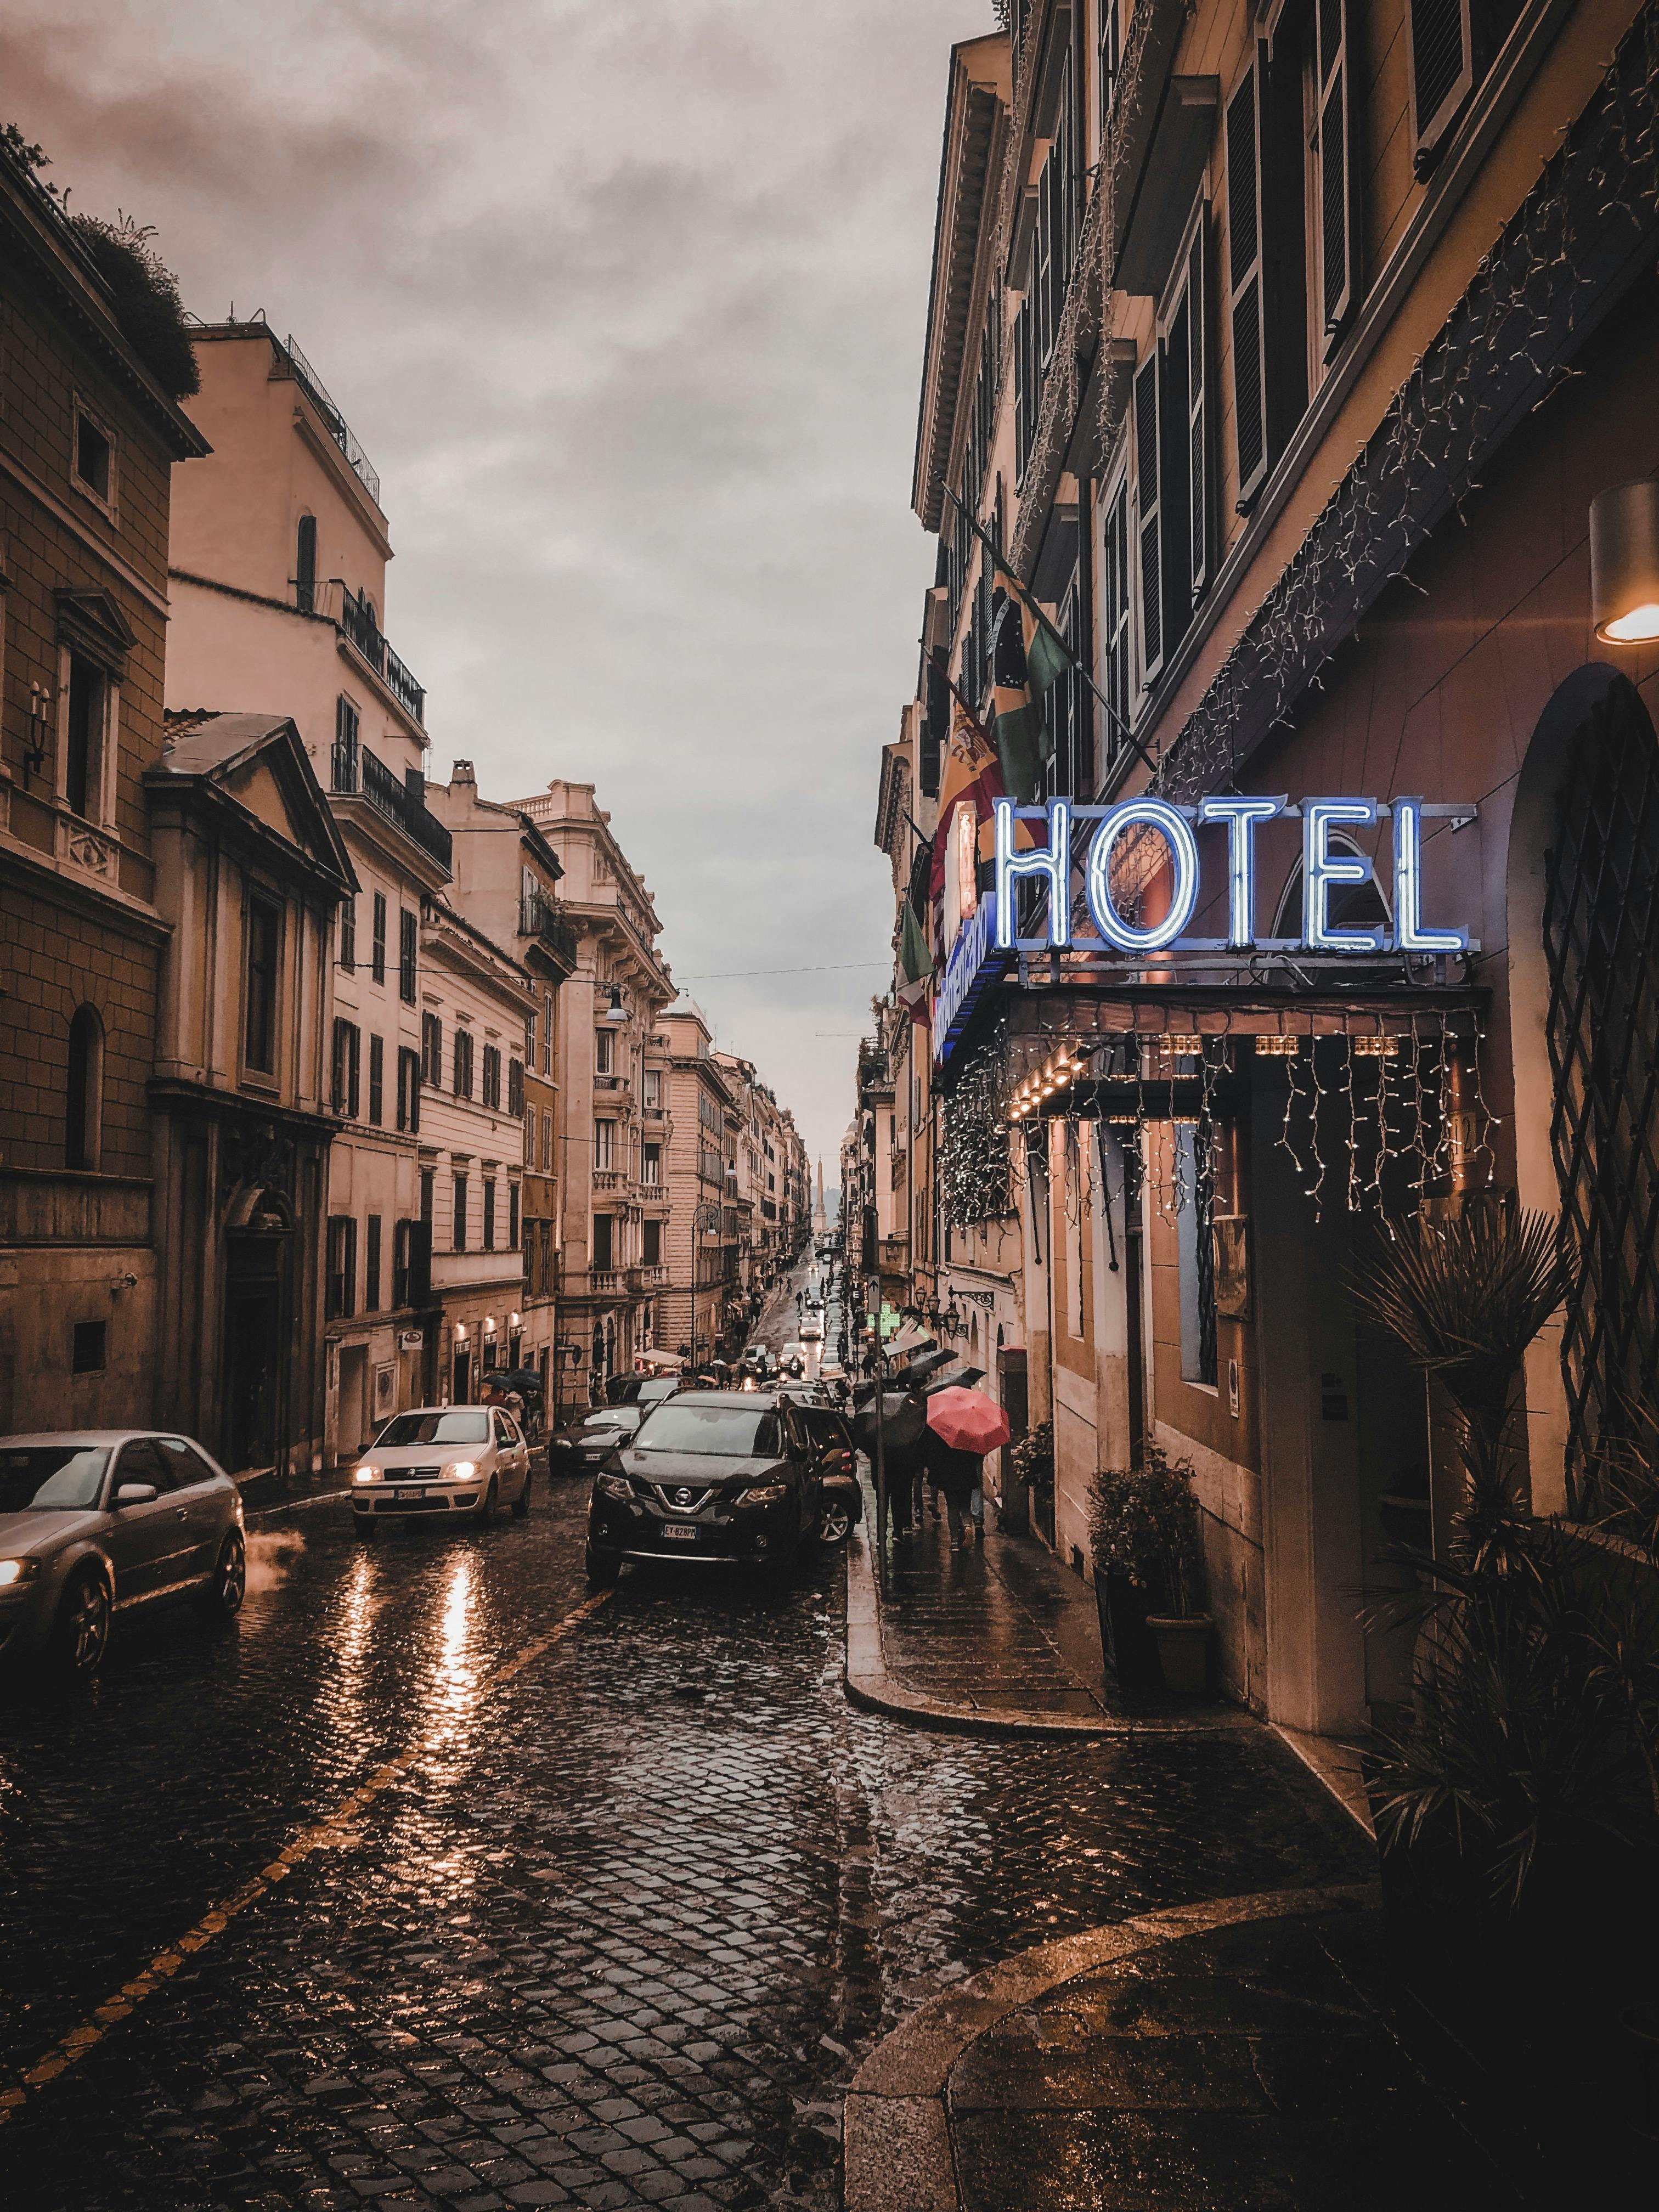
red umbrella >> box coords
[924,1386,1011,1453]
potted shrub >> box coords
[1089,1447,1211,1694]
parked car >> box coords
[547,1404,645,1478]
[605,1374,682,1410]
[791,1404,861,1544]
[0,1431,247,1680]
[585,1390,826,1585]
[351,1405,532,1533]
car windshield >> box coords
[0,1444,110,1513]
[633,1403,783,1457]
[374,1410,490,1447]
[584,1408,640,1430]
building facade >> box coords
[661,1002,738,1367]
[0,145,209,1432]
[882,0,1659,1743]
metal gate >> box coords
[1542,677,1659,1512]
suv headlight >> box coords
[595,1473,633,1501]
[444,1460,477,1480]
[735,1483,789,1507]
[0,1558,42,1586]
[352,1464,379,1483]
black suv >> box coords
[585,1390,825,1585]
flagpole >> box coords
[941,486,1160,782]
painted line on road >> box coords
[0,1586,613,2126]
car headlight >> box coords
[352,1464,378,1483]
[444,1461,477,1480]
[0,1558,42,1585]
[595,1473,633,1501]
[735,1483,789,1507]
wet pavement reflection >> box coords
[0,1264,1369,2207]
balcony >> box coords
[340,586,426,727]
[0,1169,151,1247]
[588,1268,626,1297]
[518,888,578,973]
[278,332,381,505]
[592,1168,625,1193]
[331,743,452,870]
[630,1264,669,1290]
[594,1073,630,1096]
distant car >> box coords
[800,1310,824,1342]
[585,1390,826,1585]
[351,1405,532,1532]
[0,1431,247,1680]
[547,1404,645,1478]
[780,1342,808,1376]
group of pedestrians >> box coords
[884,1379,986,1554]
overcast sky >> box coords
[4,0,984,1186]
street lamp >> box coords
[1591,481,1659,642]
[602,984,629,1022]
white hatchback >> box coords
[351,1406,532,1534]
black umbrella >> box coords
[898,1347,957,1383]
[924,1363,985,1395]
[850,1390,928,1455]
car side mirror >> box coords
[115,1482,158,1505]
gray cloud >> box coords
[3,0,979,1171]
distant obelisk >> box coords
[812,1158,827,1236]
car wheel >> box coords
[817,1498,853,1546]
[511,1467,532,1519]
[474,1477,499,1526]
[193,1530,246,1621]
[585,1543,620,1589]
[50,1566,111,1680]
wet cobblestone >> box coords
[0,1435,1369,2208]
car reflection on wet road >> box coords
[0,1269,1367,2208]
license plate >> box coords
[659,1523,697,1542]
[394,1488,424,1502]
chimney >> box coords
[449,758,475,788]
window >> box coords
[330,1019,361,1118]
[65,1004,103,1171]
[643,1068,662,1110]
[339,894,356,970]
[397,1045,421,1132]
[398,908,417,1002]
[1102,470,1132,774]
[1226,63,1268,506]
[595,1027,614,1075]
[421,1010,442,1087]
[365,1214,382,1312]
[1176,1126,1218,1387]
[63,652,105,822]
[421,1168,435,1229]
[483,1178,497,1251]
[452,1175,469,1252]
[482,1043,502,1110]
[507,1057,524,1117]
[642,1142,661,1187]
[244,894,281,1075]
[1099,0,1121,114]
[71,1318,106,1375]
[325,1216,358,1319]
[592,1212,614,1269]
[393,1218,413,1308]
[453,1029,475,1099]
[74,408,112,503]
[526,1008,538,1071]
[1133,355,1163,686]
[509,1182,520,1250]
[295,514,317,614]
[371,892,387,984]
[368,1034,385,1126]
[1407,0,1475,177]
[1225,41,1310,508]
[332,696,360,793]
[594,1119,615,1171]
[1317,0,1359,336]
[542,992,554,1074]
[541,1107,552,1170]
[642,1217,662,1267]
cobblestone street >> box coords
[0,1432,1370,2210]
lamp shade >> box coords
[1590,480,1659,642]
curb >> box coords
[843,1527,1255,1740]
[843,1882,1379,2212]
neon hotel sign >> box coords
[933,793,1476,1065]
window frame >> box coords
[70,396,117,517]
[242,890,283,1082]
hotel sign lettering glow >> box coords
[992,795,1477,957]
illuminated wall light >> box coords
[1591,480,1659,642]
[1085,799,1200,952]
[1254,1035,1301,1057]
[1352,1035,1402,1058]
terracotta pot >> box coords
[1146,1612,1212,1695]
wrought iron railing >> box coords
[518,888,579,969]
[339,587,425,726]
[280,333,381,505]
[344,747,453,868]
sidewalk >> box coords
[844,1481,1256,1737]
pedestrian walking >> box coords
[923,1427,985,1551]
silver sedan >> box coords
[0,1431,247,1680]
[350,1404,533,1533]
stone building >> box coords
[0,140,207,1430]
[659,1001,739,1368]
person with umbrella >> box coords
[922,1383,1011,1552]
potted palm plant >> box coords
[1089,1447,1210,1693]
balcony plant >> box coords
[1088,1446,1210,1694]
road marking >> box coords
[0,1586,612,2125]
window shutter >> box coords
[1135,354,1163,683]
[1406,0,1473,178]
[1186,217,1212,598]
[1317,0,1359,334]
[1226,66,1267,507]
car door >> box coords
[155,1436,229,1577]
[103,1438,189,1605]
[493,1411,528,1500]
[783,1408,820,1541]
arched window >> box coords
[295,515,317,613]
[65,1003,104,1171]
[1271,832,1392,944]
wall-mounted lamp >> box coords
[1590,480,1659,642]
[483,1315,496,1335]
[509,1310,521,1328]
[602,985,629,1022]
[454,1323,469,1341]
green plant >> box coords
[68,214,199,400]
[1011,1420,1053,1492]
[1088,1446,1204,1616]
